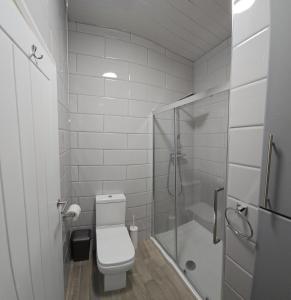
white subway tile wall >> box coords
[68,22,193,240]
[232,0,270,46]
[191,92,229,219]
[229,79,267,127]
[231,28,270,88]
[193,39,231,93]
[224,0,271,298]
[224,282,244,300]
[228,127,264,167]
[189,40,231,240]
[227,164,261,206]
[225,256,253,300]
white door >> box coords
[0,8,64,300]
[0,163,18,300]
[0,28,35,300]
[30,57,64,300]
[13,44,46,300]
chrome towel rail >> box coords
[225,205,254,240]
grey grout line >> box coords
[232,25,270,48]
[228,161,261,170]
[227,195,259,210]
[228,162,261,170]
[68,52,192,82]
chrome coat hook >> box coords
[30,45,43,62]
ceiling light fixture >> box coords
[102,72,117,79]
[233,0,255,14]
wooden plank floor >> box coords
[65,239,197,300]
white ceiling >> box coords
[68,0,231,61]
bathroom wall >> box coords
[224,1,270,299]
[153,38,231,251]
[153,93,228,235]
[191,3,271,297]
[190,38,231,233]
[156,92,229,234]
[193,39,231,93]
[153,110,177,257]
[68,22,193,241]
[190,92,229,233]
[22,0,71,289]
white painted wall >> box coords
[68,22,193,240]
[224,1,270,299]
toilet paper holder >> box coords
[57,199,73,218]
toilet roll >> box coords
[66,204,81,221]
[130,225,138,249]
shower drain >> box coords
[185,260,196,271]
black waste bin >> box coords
[71,229,91,261]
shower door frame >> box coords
[153,84,229,115]
[152,110,178,261]
[152,84,229,299]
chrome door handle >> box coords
[213,187,224,244]
[264,133,274,208]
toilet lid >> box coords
[96,226,135,267]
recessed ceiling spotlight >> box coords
[102,72,118,79]
[233,0,255,14]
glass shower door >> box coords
[175,92,229,300]
[153,109,176,259]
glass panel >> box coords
[153,109,176,259]
[175,91,229,300]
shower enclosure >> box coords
[153,87,229,300]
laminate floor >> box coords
[65,239,197,300]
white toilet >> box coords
[95,194,135,292]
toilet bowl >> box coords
[95,194,135,291]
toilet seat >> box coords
[96,226,135,274]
